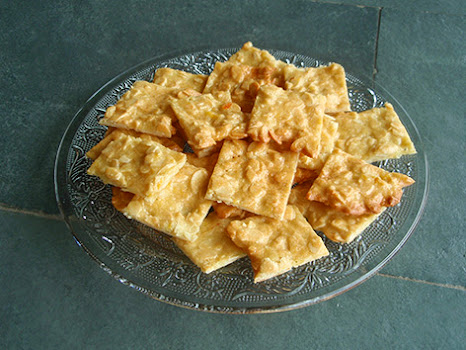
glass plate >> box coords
[54,48,428,313]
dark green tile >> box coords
[312,0,466,15]
[375,10,466,286]
[1,210,465,349]
[0,1,378,214]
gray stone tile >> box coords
[0,1,378,214]
[312,0,466,15]
[375,10,466,286]
[1,210,465,350]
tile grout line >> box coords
[372,7,383,84]
[0,203,64,221]
[376,272,466,292]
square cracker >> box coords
[121,163,212,241]
[86,128,182,161]
[334,103,417,163]
[248,85,325,157]
[283,63,350,113]
[203,43,285,113]
[307,149,415,215]
[170,92,248,149]
[206,140,298,219]
[153,67,207,92]
[289,182,384,243]
[87,130,186,198]
[173,213,246,273]
[99,81,177,138]
[227,205,329,283]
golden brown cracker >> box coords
[283,63,350,113]
[99,81,177,137]
[170,92,248,149]
[153,67,207,92]
[121,164,212,241]
[87,130,186,198]
[306,149,415,215]
[227,205,329,283]
[206,140,298,219]
[248,85,325,157]
[334,103,416,163]
[289,182,384,243]
[173,214,246,273]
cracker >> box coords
[289,183,384,243]
[227,205,329,283]
[170,92,248,149]
[203,43,285,113]
[99,81,177,138]
[298,114,339,172]
[283,63,350,113]
[307,149,415,215]
[121,164,212,241]
[173,213,246,273]
[153,67,207,92]
[206,140,298,219]
[87,128,183,161]
[87,130,187,198]
[334,103,417,163]
[248,85,325,157]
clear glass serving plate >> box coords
[54,48,428,313]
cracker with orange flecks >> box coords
[120,163,212,241]
[227,205,329,283]
[99,81,178,137]
[283,63,350,113]
[86,128,182,161]
[170,92,248,150]
[153,67,207,92]
[206,140,298,219]
[203,42,285,112]
[173,213,246,273]
[334,103,416,163]
[289,182,384,243]
[87,130,186,198]
[248,85,325,157]
[306,149,415,215]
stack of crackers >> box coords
[86,42,416,283]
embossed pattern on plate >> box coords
[54,48,428,313]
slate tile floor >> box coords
[1,1,464,349]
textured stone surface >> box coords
[1,210,464,350]
[0,1,378,215]
[373,9,466,286]
[311,0,466,15]
[1,1,465,348]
